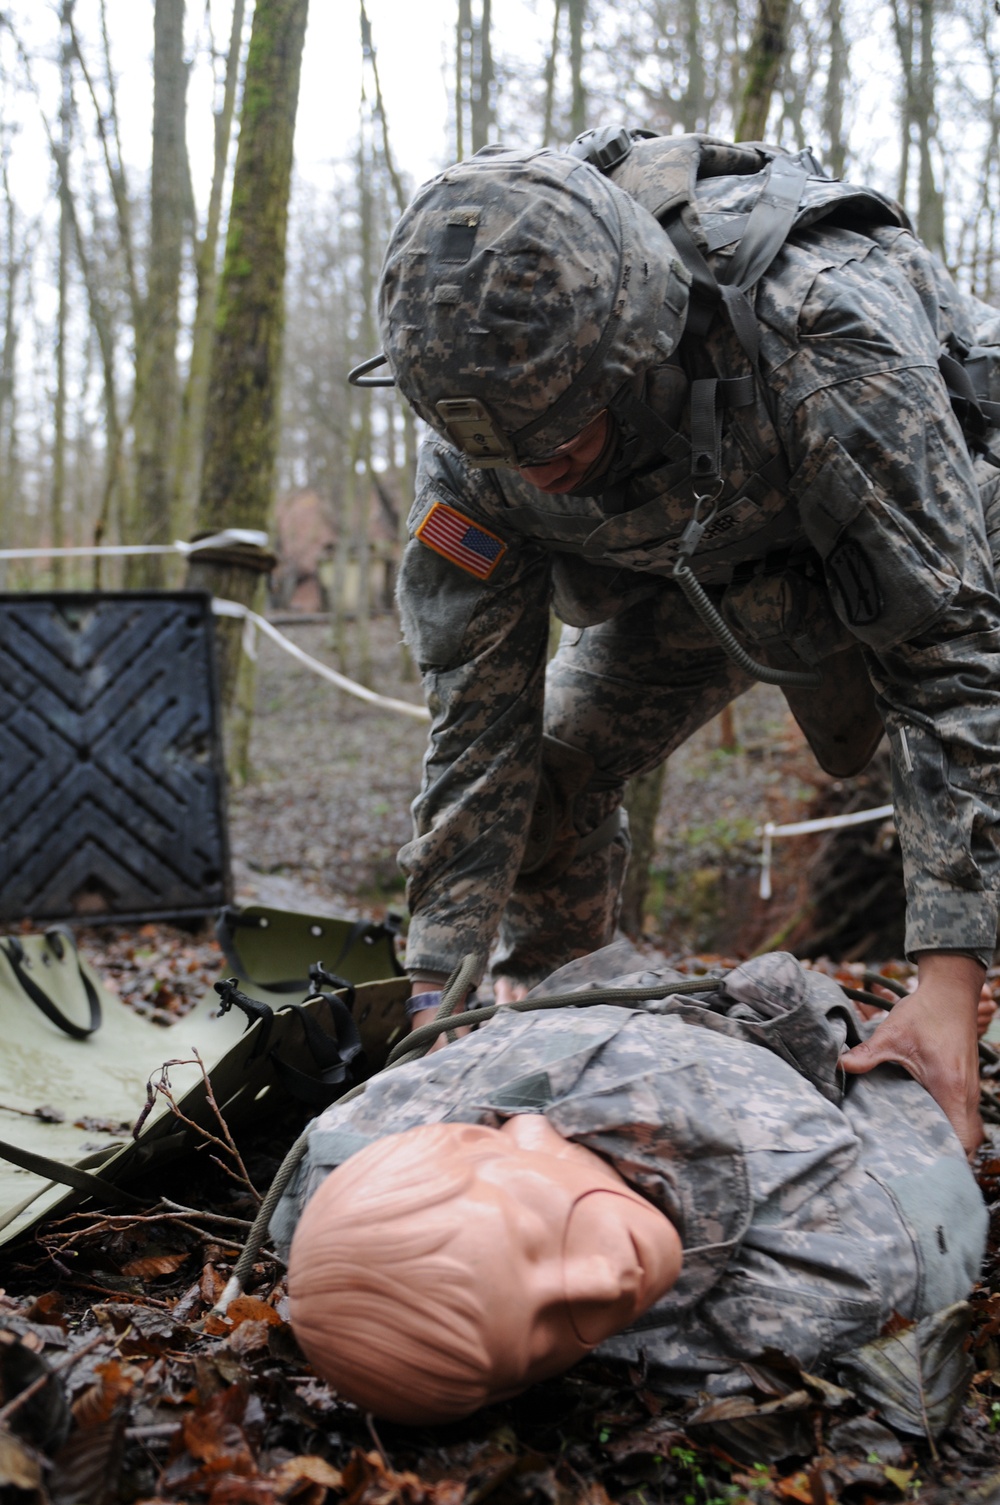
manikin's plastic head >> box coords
[287,1115,682,1424]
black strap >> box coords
[720,153,810,291]
[690,378,722,484]
[0,934,102,1041]
[268,994,368,1108]
[0,1136,142,1207]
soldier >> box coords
[368,132,1000,1154]
[276,950,987,1423]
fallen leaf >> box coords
[269,1454,343,1494]
[228,1320,272,1356]
[0,1334,72,1450]
[121,1252,190,1279]
[49,1406,127,1505]
[774,1471,815,1502]
[0,1426,43,1490]
[207,1477,277,1504]
[226,1298,283,1331]
[835,1300,974,1438]
[72,1360,137,1428]
[339,1447,466,1505]
[23,1292,65,1328]
[883,1464,917,1491]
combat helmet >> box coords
[374,146,691,469]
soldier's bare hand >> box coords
[840,951,984,1157]
[494,976,530,1006]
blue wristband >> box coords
[405,989,478,1020]
[406,990,442,1018]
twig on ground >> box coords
[0,1330,105,1427]
[137,1055,261,1203]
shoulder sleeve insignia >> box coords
[415,500,508,580]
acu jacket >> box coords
[396,134,1000,980]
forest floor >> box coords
[3,615,1000,1504]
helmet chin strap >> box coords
[568,374,688,500]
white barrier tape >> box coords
[0,529,270,561]
[212,599,431,723]
[0,534,430,723]
[758,803,895,900]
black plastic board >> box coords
[0,592,230,923]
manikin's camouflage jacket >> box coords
[395,135,1000,984]
[272,952,986,1389]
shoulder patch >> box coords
[416,500,508,580]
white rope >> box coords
[0,528,269,561]
[0,533,430,724]
[757,804,894,900]
[212,599,430,722]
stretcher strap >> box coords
[0,936,102,1040]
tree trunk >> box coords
[0,150,20,569]
[735,0,793,142]
[186,0,311,729]
[456,0,471,159]
[353,135,375,686]
[681,0,707,133]
[51,3,74,588]
[128,0,188,587]
[175,0,247,542]
[914,0,944,254]
[620,763,666,938]
[822,0,848,178]
[567,0,586,138]
[470,0,494,153]
[541,0,562,146]
[890,0,914,207]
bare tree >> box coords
[890,0,945,254]
[175,0,248,540]
[822,0,849,177]
[567,0,586,137]
[735,0,793,141]
[455,0,495,157]
[51,0,75,585]
[187,0,312,743]
[127,0,189,586]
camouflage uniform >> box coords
[271,952,986,1389]
[389,136,1000,987]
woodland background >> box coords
[1,0,1000,942]
[2,8,1000,1503]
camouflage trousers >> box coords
[494,584,754,983]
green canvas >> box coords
[0,917,409,1246]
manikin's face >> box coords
[455,1115,682,1400]
[516,410,611,493]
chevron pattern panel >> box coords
[0,592,230,923]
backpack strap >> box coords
[658,152,811,495]
[939,338,1000,464]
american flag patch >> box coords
[415,501,507,580]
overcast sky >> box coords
[4,0,555,219]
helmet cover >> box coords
[378,147,691,464]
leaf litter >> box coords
[2,620,1000,1501]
